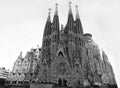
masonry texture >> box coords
[5,3,118,88]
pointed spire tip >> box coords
[48,8,51,15]
[69,1,72,5]
[55,3,58,9]
[55,3,58,15]
[68,1,72,14]
[75,5,79,19]
[76,5,78,8]
[20,51,22,55]
[47,8,51,22]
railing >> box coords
[5,80,30,86]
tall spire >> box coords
[54,3,58,15]
[51,3,60,44]
[47,8,51,22]
[65,2,74,33]
[68,2,72,14]
[52,3,59,33]
[43,8,52,38]
[75,5,79,19]
[74,5,83,34]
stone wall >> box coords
[30,83,53,88]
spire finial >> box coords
[61,24,64,30]
[69,1,72,7]
[48,8,51,15]
[55,3,58,15]
[37,45,39,48]
[18,51,22,59]
[75,5,79,19]
[68,1,72,14]
[20,51,22,55]
[47,8,51,21]
[56,3,58,10]
[30,47,33,52]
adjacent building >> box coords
[0,67,9,88]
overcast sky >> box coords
[0,0,120,86]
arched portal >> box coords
[58,78,62,86]
[63,78,67,87]
[57,78,68,87]
[58,51,64,57]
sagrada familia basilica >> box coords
[5,2,118,88]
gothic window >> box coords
[43,59,47,65]
[18,61,20,64]
[70,35,73,42]
[72,34,74,42]
[54,35,55,43]
[42,70,47,81]
[87,49,89,55]
[46,39,48,46]
[46,39,47,46]
[25,60,26,64]
[79,37,80,42]
[48,38,50,45]
[75,37,77,44]
[55,35,56,42]
[58,51,64,57]
[53,35,54,43]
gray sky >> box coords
[0,0,120,86]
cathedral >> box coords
[5,2,118,88]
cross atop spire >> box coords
[68,2,72,14]
[47,8,51,22]
[75,5,79,19]
[54,3,58,15]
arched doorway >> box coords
[63,78,67,87]
[57,78,68,87]
[58,78,62,86]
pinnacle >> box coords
[18,51,22,59]
[75,5,79,19]
[47,8,51,22]
[68,2,72,14]
[54,3,58,15]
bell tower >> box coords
[50,3,60,62]
[41,8,52,66]
[74,5,85,46]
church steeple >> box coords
[43,8,52,37]
[65,2,74,33]
[74,5,83,34]
[68,2,72,14]
[51,3,59,44]
[52,3,59,32]
[76,5,79,19]
[54,3,58,16]
[42,8,52,48]
[47,8,51,22]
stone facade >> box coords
[5,3,118,88]
[6,47,41,87]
